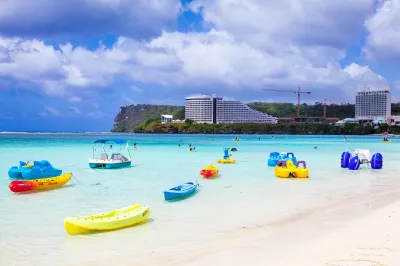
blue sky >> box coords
[0,0,399,132]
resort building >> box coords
[355,88,391,121]
[161,115,183,124]
[335,118,359,126]
[161,115,173,124]
[185,94,277,124]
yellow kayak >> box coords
[380,140,392,143]
[8,173,72,193]
[64,204,150,235]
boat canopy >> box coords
[93,138,128,144]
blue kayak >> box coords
[163,181,198,201]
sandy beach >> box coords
[175,187,400,266]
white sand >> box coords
[175,195,400,266]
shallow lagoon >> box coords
[0,133,399,265]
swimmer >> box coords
[178,144,181,148]
[314,146,318,150]
[133,142,137,149]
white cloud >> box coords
[364,0,400,60]
[0,0,389,102]
[0,0,181,39]
[39,106,60,117]
[131,85,143,93]
[68,106,82,115]
[68,96,82,103]
[190,0,374,50]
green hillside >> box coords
[247,102,355,119]
[112,104,184,132]
[112,102,400,132]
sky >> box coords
[0,0,399,132]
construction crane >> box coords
[262,87,312,117]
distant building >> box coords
[335,118,359,126]
[161,114,173,124]
[185,94,276,124]
[355,88,391,121]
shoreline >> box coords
[85,179,400,266]
[173,186,400,266]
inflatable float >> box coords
[8,160,62,179]
[64,204,150,235]
[341,149,383,170]
[217,149,236,164]
[274,160,308,178]
[268,152,297,167]
[200,164,219,178]
[8,173,72,193]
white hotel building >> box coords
[355,88,391,121]
[185,94,277,124]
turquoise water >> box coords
[0,133,399,265]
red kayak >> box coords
[8,180,37,192]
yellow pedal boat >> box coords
[216,157,236,164]
[274,160,308,178]
[64,204,150,235]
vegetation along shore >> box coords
[112,102,400,135]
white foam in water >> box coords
[0,134,398,265]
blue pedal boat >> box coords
[268,152,297,167]
[163,181,198,201]
[88,138,132,169]
[8,160,62,179]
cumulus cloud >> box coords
[0,0,181,39]
[0,0,389,102]
[39,106,60,117]
[190,0,375,50]
[68,96,82,103]
[364,0,400,60]
[68,106,82,115]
